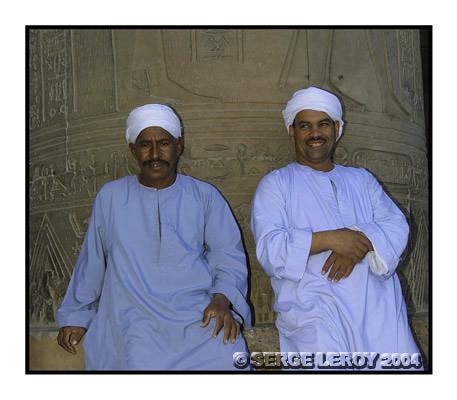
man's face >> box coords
[288,109,339,171]
[129,126,183,188]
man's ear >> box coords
[287,125,295,142]
[176,137,184,156]
[129,143,137,159]
[334,120,340,135]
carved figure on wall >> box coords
[56,104,252,370]
[236,144,249,176]
[233,202,254,248]
[84,153,97,196]
[404,207,428,312]
[204,31,232,61]
[333,145,348,165]
[29,214,72,325]
[68,211,90,257]
[251,86,423,370]
[46,165,67,200]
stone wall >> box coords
[28,28,429,370]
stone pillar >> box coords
[28,28,429,369]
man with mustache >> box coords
[57,104,251,370]
[251,87,422,370]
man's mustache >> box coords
[142,159,170,167]
[306,134,327,142]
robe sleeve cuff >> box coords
[351,225,391,278]
[56,309,96,329]
[365,249,389,275]
[282,228,312,282]
[209,286,252,329]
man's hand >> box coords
[312,228,373,262]
[201,293,240,344]
[321,251,358,282]
[329,229,373,262]
[57,326,87,354]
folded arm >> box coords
[251,173,313,282]
[353,170,410,279]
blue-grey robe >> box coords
[57,174,251,370]
[251,163,421,370]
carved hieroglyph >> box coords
[29,29,428,331]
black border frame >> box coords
[25,25,432,375]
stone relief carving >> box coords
[161,29,308,101]
[71,29,117,117]
[353,149,413,186]
[250,271,276,324]
[29,29,70,130]
[29,150,134,208]
[29,215,72,325]
[131,68,154,95]
[42,29,70,124]
[403,206,429,313]
[179,141,290,183]
[397,30,424,122]
[329,29,378,113]
[232,202,255,249]
[278,29,300,88]
[68,211,89,256]
[333,146,349,166]
[29,29,428,331]
[196,29,239,62]
[29,30,43,130]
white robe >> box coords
[57,174,251,370]
[251,162,422,370]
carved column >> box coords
[28,29,428,369]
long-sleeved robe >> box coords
[251,162,421,369]
[57,174,251,370]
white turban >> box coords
[126,104,182,144]
[282,86,344,139]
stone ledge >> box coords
[28,318,429,371]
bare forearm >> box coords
[310,231,332,255]
[311,229,373,258]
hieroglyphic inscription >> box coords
[180,141,290,182]
[398,30,423,120]
[404,207,429,312]
[352,147,428,313]
[28,29,429,336]
[398,30,415,110]
[353,148,427,195]
[29,150,134,208]
[42,29,70,123]
[195,29,240,63]
[410,152,428,196]
[29,164,67,201]
[29,30,43,130]
[353,149,412,186]
[28,29,70,129]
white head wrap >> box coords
[282,86,344,139]
[126,104,182,144]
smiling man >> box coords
[250,87,422,370]
[56,104,251,370]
